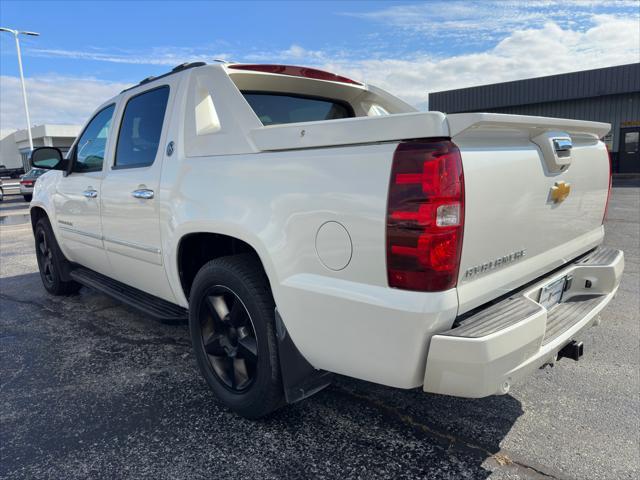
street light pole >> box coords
[13,32,34,151]
[0,27,40,152]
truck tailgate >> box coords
[448,113,611,314]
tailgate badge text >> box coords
[463,249,527,280]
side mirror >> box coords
[30,147,67,170]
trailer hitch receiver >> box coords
[558,340,584,361]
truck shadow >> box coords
[267,376,524,478]
[1,271,523,479]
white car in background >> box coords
[27,62,623,418]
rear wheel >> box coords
[23,194,32,202]
[35,217,81,295]
[189,255,284,418]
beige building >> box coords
[0,124,80,171]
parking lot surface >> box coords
[1,182,638,480]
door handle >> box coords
[83,189,98,198]
[131,189,154,200]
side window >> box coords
[368,104,389,116]
[73,104,115,173]
[115,86,170,168]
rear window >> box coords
[242,92,353,126]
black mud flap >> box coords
[275,309,333,404]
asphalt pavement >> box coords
[1,181,638,479]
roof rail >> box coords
[120,61,207,93]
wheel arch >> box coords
[30,205,49,233]
[176,231,274,302]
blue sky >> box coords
[1,0,639,131]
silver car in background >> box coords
[19,168,47,202]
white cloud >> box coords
[342,0,640,44]
[321,15,640,109]
[281,44,325,61]
[27,46,233,65]
[0,76,130,131]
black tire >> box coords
[189,254,284,419]
[0,188,4,202]
[23,194,32,202]
[34,217,81,295]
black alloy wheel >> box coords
[188,255,284,418]
[34,217,81,295]
[197,286,259,391]
[36,227,56,287]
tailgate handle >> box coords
[553,138,572,156]
[531,131,573,173]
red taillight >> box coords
[20,180,33,186]
[602,145,613,224]
[386,140,465,291]
[227,64,363,85]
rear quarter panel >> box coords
[158,142,458,387]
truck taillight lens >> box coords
[602,145,612,224]
[386,140,465,291]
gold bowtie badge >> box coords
[551,181,571,203]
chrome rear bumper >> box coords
[423,247,624,397]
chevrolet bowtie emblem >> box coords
[551,181,571,203]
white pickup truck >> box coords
[29,62,623,418]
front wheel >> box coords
[189,255,284,418]
[35,217,81,295]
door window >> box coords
[115,86,170,169]
[73,104,115,173]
